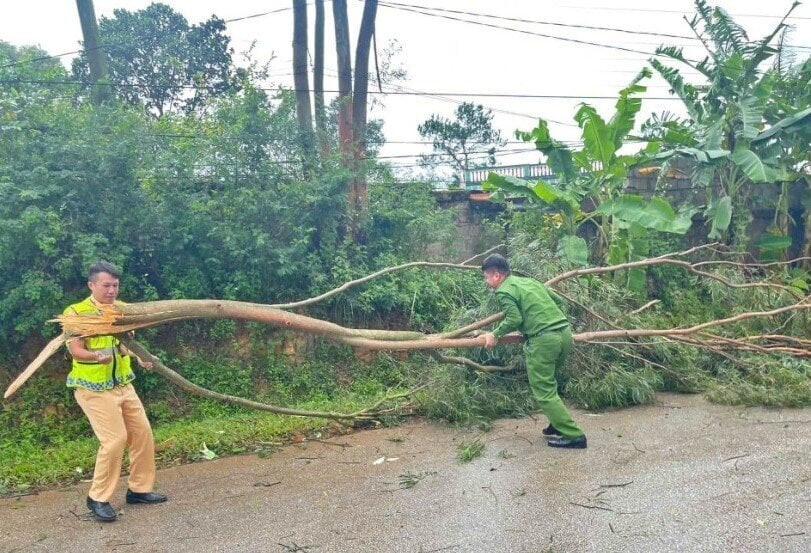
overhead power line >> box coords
[378,1,698,41]
[0,4,299,70]
[318,65,582,127]
[376,2,680,58]
[377,2,810,53]
[532,3,811,21]
[0,79,685,100]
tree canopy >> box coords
[418,102,506,182]
[71,3,240,116]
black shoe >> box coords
[547,435,588,449]
[542,424,562,439]
[125,489,168,504]
[86,496,117,522]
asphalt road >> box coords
[1,393,809,553]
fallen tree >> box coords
[4,243,810,421]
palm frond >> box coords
[745,2,799,78]
[650,59,705,122]
[710,6,749,52]
[655,46,700,71]
[608,68,651,148]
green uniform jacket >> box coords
[492,275,568,338]
[63,296,135,391]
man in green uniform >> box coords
[480,254,587,449]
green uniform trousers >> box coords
[525,327,584,439]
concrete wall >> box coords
[431,190,504,260]
[434,160,807,261]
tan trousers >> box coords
[74,384,156,502]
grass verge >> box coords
[0,393,387,495]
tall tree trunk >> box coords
[75,0,111,105]
[313,0,329,158]
[332,0,353,161]
[803,180,811,269]
[332,0,355,224]
[351,0,378,216]
[292,0,314,160]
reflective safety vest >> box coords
[64,297,134,391]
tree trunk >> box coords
[292,0,315,159]
[75,0,111,105]
[332,0,353,156]
[351,0,379,215]
[332,0,355,218]
[804,181,811,269]
[313,0,329,158]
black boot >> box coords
[86,496,117,522]
[542,424,562,439]
[126,489,168,504]
[547,435,588,449]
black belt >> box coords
[523,325,569,340]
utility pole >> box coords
[75,0,111,104]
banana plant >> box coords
[484,68,696,290]
[643,0,809,255]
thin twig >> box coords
[630,300,660,315]
[268,243,505,311]
[548,255,800,297]
[599,481,634,488]
[692,257,811,269]
[570,501,615,512]
[428,351,513,372]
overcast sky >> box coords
[1,1,809,179]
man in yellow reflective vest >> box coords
[65,261,167,522]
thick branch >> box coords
[120,338,402,420]
[3,334,67,399]
[14,242,809,404]
[336,334,523,351]
[437,312,505,339]
[56,300,425,341]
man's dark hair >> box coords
[481,253,510,274]
[88,261,121,281]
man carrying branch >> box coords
[64,261,167,522]
[481,254,587,449]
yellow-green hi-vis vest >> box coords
[63,297,134,391]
